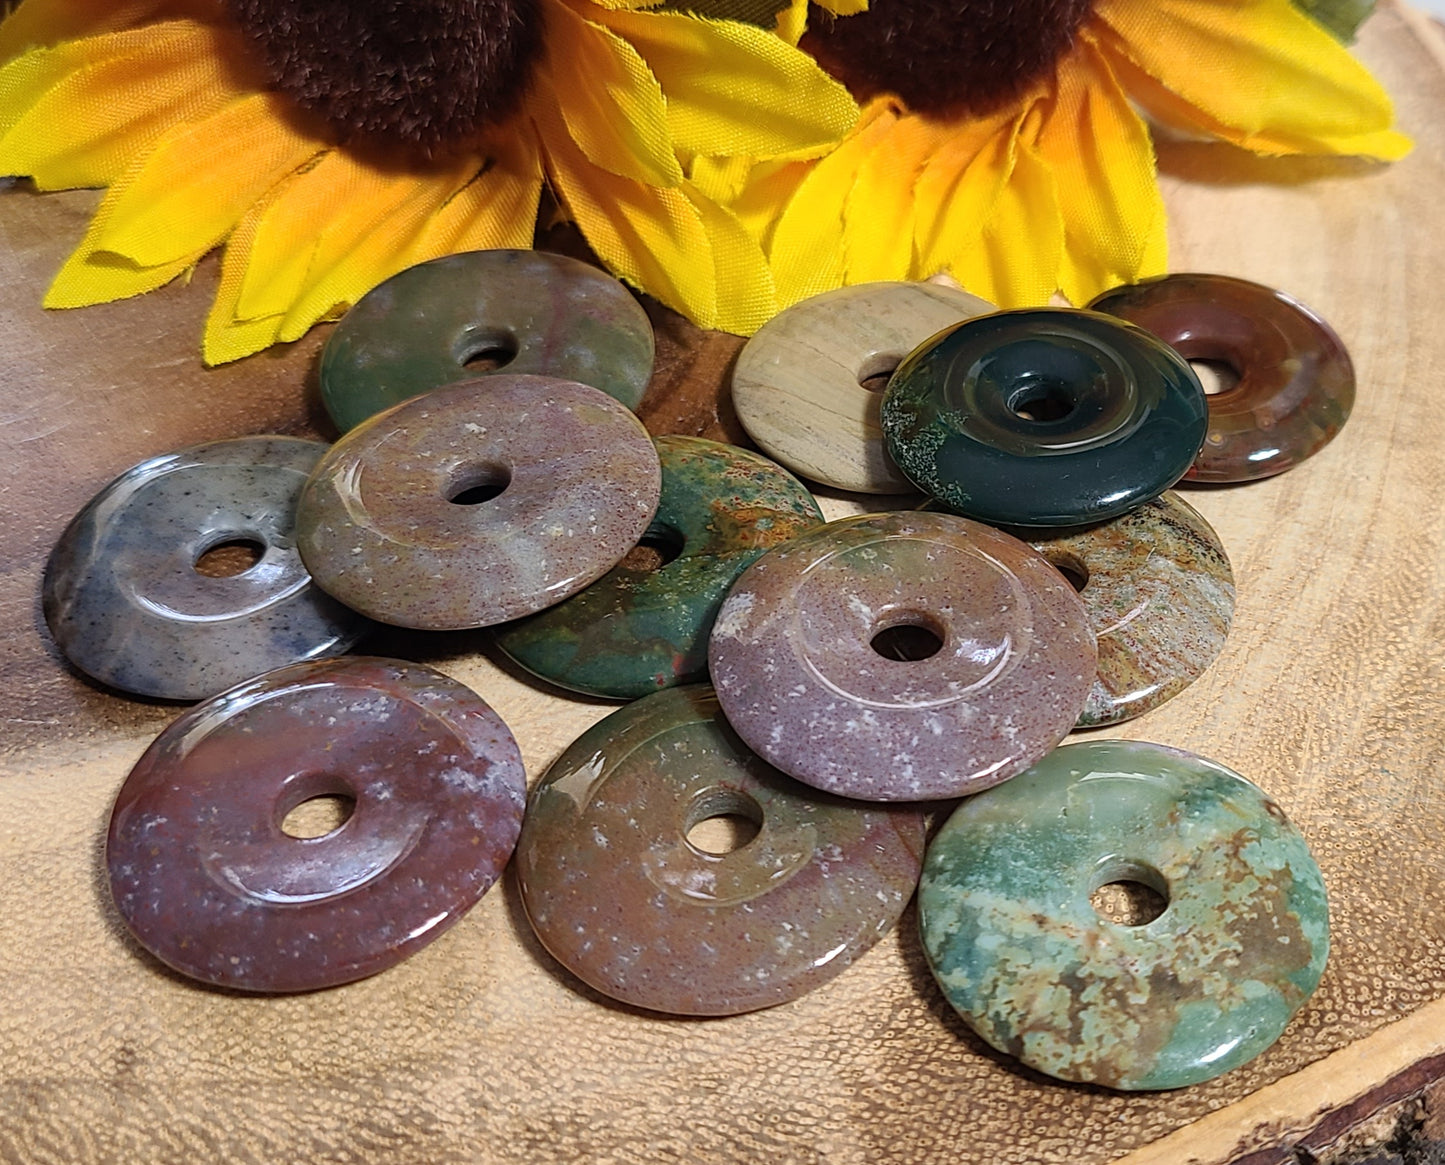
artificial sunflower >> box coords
[728,0,1412,312]
[0,0,858,362]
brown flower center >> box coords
[221,0,544,159]
[801,0,1094,118]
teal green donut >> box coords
[493,437,822,699]
[918,740,1329,1090]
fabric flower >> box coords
[745,0,1411,313]
[0,0,858,362]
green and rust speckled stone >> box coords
[493,437,821,699]
[320,250,654,432]
[516,685,927,1016]
[1026,492,1235,727]
[919,740,1329,1090]
[881,309,1207,527]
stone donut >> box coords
[708,511,1096,801]
[1023,491,1236,727]
[320,249,656,432]
[881,308,1208,527]
[918,740,1329,1090]
[43,436,370,701]
[296,375,661,630]
[731,281,995,493]
[106,656,527,993]
[515,685,927,1015]
[493,436,823,699]
[1089,273,1355,482]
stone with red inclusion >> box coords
[106,656,526,993]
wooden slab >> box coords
[1,6,1443,1160]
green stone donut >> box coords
[493,437,822,699]
[919,740,1329,1090]
[320,249,655,432]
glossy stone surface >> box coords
[1026,492,1235,727]
[709,511,1096,801]
[516,685,927,1015]
[732,281,995,493]
[297,376,661,630]
[107,656,526,992]
[919,740,1329,1090]
[1089,273,1355,482]
[882,309,1208,527]
[494,437,822,699]
[43,436,370,701]
[320,249,655,432]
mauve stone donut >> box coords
[106,656,526,993]
[1089,273,1355,482]
[708,511,1096,801]
[296,375,661,630]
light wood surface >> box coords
[1,7,1443,1161]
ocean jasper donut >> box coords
[1089,273,1354,482]
[708,511,1095,801]
[106,657,526,992]
[731,281,995,493]
[1024,491,1235,727]
[919,740,1329,1090]
[43,436,370,700]
[494,436,823,699]
[297,376,661,630]
[516,685,926,1015]
[882,309,1207,526]
[320,249,655,432]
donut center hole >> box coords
[857,351,904,393]
[1044,551,1089,592]
[870,614,946,662]
[1090,861,1169,927]
[279,793,356,840]
[193,536,265,578]
[1009,377,1076,423]
[685,788,764,855]
[458,332,518,373]
[1188,358,1241,396]
[447,463,511,505]
[617,524,685,574]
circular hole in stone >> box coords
[685,787,764,855]
[857,351,904,394]
[1046,551,1089,592]
[280,794,356,840]
[1189,358,1241,396]
[1089,861,1169,926]
[194,536,265,578]
[459,333,518,373]
[447,464,512,505]
[1009,379,1076,422]
[617,524,685,574]
[871,615,946,662]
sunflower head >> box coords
[221,0,544,158]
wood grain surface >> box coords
[2,7,1443,1162]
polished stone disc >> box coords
[919,740,1329,1090]
[493,436,822,699]
[881,309,1208,527]
[516,685,926,1015]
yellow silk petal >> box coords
[686,152,753,204]
[1039,37,1167,305]
[1094,0,1410,158]
[814,0,867,15]
[911,110,1017,279]
[595,7,857,158]
[953,119,1063,307]
[0,0,210,60]
[685,179,776,333]
[91,93,320,266]
[535,101,718,326]
[0,21,241,189]
[774,0,807,46]
[841,114,936,283]
[541,0,682,186]
[0,23,164,137]
[767,100,898,308]
[727,155,811,253]
[44,247,200,307]
[404,134,542,256]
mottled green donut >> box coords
[919,740,1328,1090]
